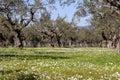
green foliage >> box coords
[0,0,119,49]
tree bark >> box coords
[116,40,120,53]
[107,40,113,48]
[12,31,20,47]
[56,36,62,47]
[12,30,23,48]
[68,39,72,47]
[116,28,120,53]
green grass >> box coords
[0,47,120,80]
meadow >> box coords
[0,47,120,80]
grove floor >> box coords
[0,47,119,80]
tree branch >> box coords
[23,8,36,27]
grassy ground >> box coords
[0,47,120,80]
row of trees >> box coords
[0,16,103,48]
[80,0,120,52]
[0,0,120,52]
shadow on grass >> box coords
[0,69,38,80]
[0,54,70,61]
[17,73,38,80]
[0,69,21,75]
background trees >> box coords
[79,0,120,52]
[0,0,119,52]
[0,0,53,48]
[0,0,38,48]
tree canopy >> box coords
[0,0,120,52]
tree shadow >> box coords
[17,73,38,80]
[0,69,21,75]
[0,54,70,61]
[0,69,38,80]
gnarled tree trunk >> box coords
[12,29,23,48]
[116,40,120,53]
[116,28,120,53]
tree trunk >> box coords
[107,40,113,48]
[13,31,20,47]
[50,36,54,47]
[12,30,23,48]
[116,28,120,53]
[56,36,62,47]
[68,39,72,47]
[116,40,120,53]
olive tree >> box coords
[0,0,54,48]
[73,0,120,52]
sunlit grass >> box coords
[0,47,120,80]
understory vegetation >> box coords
[0,48,120,80]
